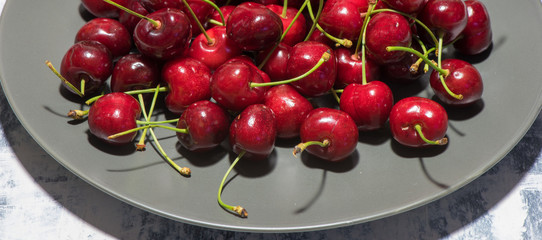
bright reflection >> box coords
[406,105,420,114]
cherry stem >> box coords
[358,1,376,85]
[436,34,463,100]
[201,0,225,25]
[103,0,161,29]
[370,8,438,47]
[305,1,352,47]
[251,50,331,88]
[293,139,330,157]
[181,0,214,45]
[330,89,340,104]
[414,124,448,145]
[136,119,179,125]
[207,19,224,26]
[303,0,323,41]
[45,60,84,97]
[67,109,89,119]
[85,86,169,105]
[386,46,449,77]
[217,150,248,218]
[137,94,149,150]
[281,0,288,18]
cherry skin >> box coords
[389,96,448,147]
[162,57,212,115]
[307,28,335,47]
[229,104,277,160]
[206,5,235,28]
[382,0,426,14]
[138,0,183,11]
[210,59,270,112]
[176,100,230,152]
[298,108,359,162]
[334,47,380,88]
[226,2,283,51]
[75,18,132,59]
[133,8,192,61]
[419,0,467,45]
[429,59,483,106]
[365,11,412,65]
[179,0,216,36]
[256,43,291,82]
[453,0,492,55]
[188,26,242,70]
[110,53,161,93]
[263,85,313,138]
[119,0,149,35]
[88,92,142,145]
[266,4,307,46]
[60,40,113,96]
[339,81,394,131]
[81,0,129,18]
[286,41,337,97]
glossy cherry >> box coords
[339,81,394,131]
[365,11,412,65]
[81,0,129,18]
[162,57,212,115]
[133,8,192,61]
[334,47,380,88]
[266,4,307,46]
[286,41,336,97]
[430,59,483,106]
[110,53,161,93]
[176,100,230,151]
[138,0,183,11]
[263,85,313,138]
[180,0,216,36]
[229,104,277,160]
[188,26,242,70]
[226,2,283,51]
[389,96,448,147]
[296,108,359,161]
[119,0,149,35]
[75,18,132,59]
[453,0,492,55]
[60,40,113,96]
[88,92,142,145]
[418,0,467,45]
[382,0,426,14]
[256,43,291,81]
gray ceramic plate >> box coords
[1,0,541,233]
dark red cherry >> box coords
[60,40,113,96]
[138,0,183,11]
[188,26,242,70]
[382,0,426,14]
[429,59,483,106]
[419,0,468,45]
[229,104,277,160]
[453,0,492,55]
[266,4,307,46]
[119,0,149,35]
[389,96,448,147]
[263,85,313,138]
[81,0,129,18]
[382,40,425,83]
[176,100,230,151]
[226,2,283,51]
[206,5,235,28]
[88,92,142,145]
[286,41,336,97]
[111,53,161,93]
[365,11,412,65]
[256,43,292,82]
[339,81,394,131]
[298,108,359,161]
[133,8,192,61]
[75,18,132,59]
[334,47,380,88]
[179,0,216,36]
[162,57,212,115]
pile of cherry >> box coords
[46,0,491,218]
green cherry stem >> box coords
[217,150,248,218]
[201,0,225,25]
[136,93,150,150]
[437,34,463,100]
[386,46,448,77]
[281,0,288,18]
[149,127,191,176]
[136,119,180,125]
[305,1,352,47]
[293,139,330,157]
[84,86,169,105]
[251,50,331,88]
[414,124,448,145]
[181,0,214,45]
[103,0,161,29]
[67,109,89,119]
[45,60,84,97]
[303,0,323,41]
[330,88,341,104]
[207,19,224,27]
[370,8,438,47]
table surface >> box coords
[2,1,542,239]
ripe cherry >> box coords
[365,11,412,65]
[188,26,242,70]
[110,53,161,93]
[419,0,468,45]
[81,0,129,18]
[429,59,483,106]
[75,18,132,59]
[263,85,313,138]
[389,96,448,147]
[453,0,492,55]
[119,0,149,35]
[334,47,380,88]
[256,43,291,82]
[266,4,307,46]
[229,104,277,160]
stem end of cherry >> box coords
[233,206,248,218]
[180,167,191,177]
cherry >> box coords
[162,57,212,115]
[119,0,150,35]
[75,18,132,59]
[226,2,283,51]
[256,43,291,81]
[229,104,277,160]
[206,5,235,28]
[389,96,448,147]
[295,108,359,161]
[429,58,483,106]
[110,53,161,93]
[286,41,336,97]
[382,0,426,14]
[138,0,183,12]
[418,0,467,45]
[307,28,335,47]
[365,11,412,65]
[266,4,308,46]
[176,100,230,151]
[334,47,380,88]
[133,8,192,61]
[187,26,242,70]
[453,0,492,55]
[210,59,270,112]
[339,81,394,131]
[179,0,217,36]
[382,40,425,83]
[81,0,129,18]
[263,84,313,138]
[59,40,113,96]
[318,0,365,41]
[88,92,142,145]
